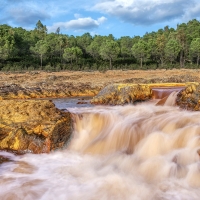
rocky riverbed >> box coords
[1,69,200,154]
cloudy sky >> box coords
[1,0,200,38]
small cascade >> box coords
[164,91,179,106]
[0,103,200,199]
[156,91,179,106]
[152,87,185,99]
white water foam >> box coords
[0,99,200,200]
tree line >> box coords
[0,19,200,72]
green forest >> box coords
[1,19,200,72]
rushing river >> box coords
[0,93,200,200]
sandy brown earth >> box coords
[0,69,200,88]
[0,69,199,100]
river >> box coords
[0,93,199,199]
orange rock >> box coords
[91,83,152,105]
[176,83,200,110]
[0,100,72,154]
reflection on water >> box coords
[0,93,200,199]
[52,96,93,110]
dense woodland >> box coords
[1,19,200,72]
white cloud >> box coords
[1,0,91,26]
[92,0,200,25]
[48,16,107,32]
[97,16,107,24]
[2,0,200,35]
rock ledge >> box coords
[0,100,72,154]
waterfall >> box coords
[0,95,200,200]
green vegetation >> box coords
[99,39,120,69]
[131,39,147,68]
[1,19,200,71]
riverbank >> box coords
[1,69,200,87]
[0,69,199,99]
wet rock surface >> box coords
[0,100,72,154]
[91,82,200,108]
[0,155,11,164]
[176,83,200,111]
[91,84,152,105]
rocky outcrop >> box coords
[176,82,200,111]
[91,84,152,105]
[0,83,99,100]
[0,100,72,154]
[91,82,200,107]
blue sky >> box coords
[1,0,200,38]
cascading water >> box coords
[0,93,200,200]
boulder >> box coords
[176,82,200,111]
[0,100,72,154]
[91,83,152,105]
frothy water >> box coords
[0,96,200,199]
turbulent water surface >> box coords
[0,94,200,200]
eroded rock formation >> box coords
[91,82,200,109]
[91,84,152,105]
[0,100,72,153]
[176,82,200,111]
